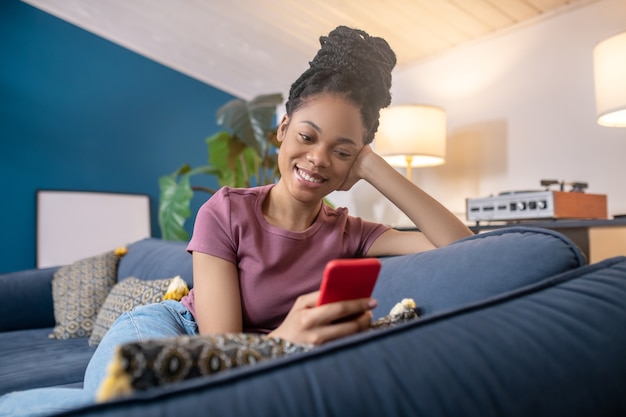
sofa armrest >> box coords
[374,226,586,318]
[0,267,59,331]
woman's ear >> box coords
[277,114,290,143]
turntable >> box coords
[466,180,608,223]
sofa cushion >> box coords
[373,226,585,318]
[50,250,123,340]
[0,328,96,395]
[88,276,188,347]
[117,239,193,287]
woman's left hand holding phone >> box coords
[268,292,377,346]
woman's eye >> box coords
[335,149,352,159]
[299,133,313,142]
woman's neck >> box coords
[262,184,323,231]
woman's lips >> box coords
[294,167,326,184]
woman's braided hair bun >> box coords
[286,26,397,144]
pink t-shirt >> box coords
[182,184,389,333]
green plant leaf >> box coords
[207,131,260,187]
[157,93,283,239]
[238,146,261,187]
[208,131,237,186]
[216,93,283,157]
[158,172,193,241]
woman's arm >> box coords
[340,145,473,255]
[193,251,375,344]
[192,252,243,334]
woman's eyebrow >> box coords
[336,137,358,147]
[301,120,322,132]
[300,120,358,146]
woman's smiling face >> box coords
[276,94,366,202]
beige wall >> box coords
[330,0,626,227]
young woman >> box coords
[0,25,471,416]
[184,25,472,347]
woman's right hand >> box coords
[268,291,377,345]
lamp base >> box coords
[405,155,413,182]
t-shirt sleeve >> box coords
[339,207,389,257]
[358,219,389,256]
[186,187,237,263]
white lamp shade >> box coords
[374,105,446,167]
[593,31,626,127]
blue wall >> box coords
[0,1,235,273]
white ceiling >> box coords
[22,0,600,100]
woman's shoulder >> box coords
[206,185,272,206]
[321,202,348,218]
[218,185,272,199]
[322,203,388,231]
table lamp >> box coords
[374,105,446,181]
[593,30,626,127]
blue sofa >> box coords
[1,227,625,416]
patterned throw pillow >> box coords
[88,276,177,347]
[96,333,312,402]
[95,298,420,402]
[49,250,122,340]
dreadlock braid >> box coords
[285,26,397,144]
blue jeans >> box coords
[0,301,198,417]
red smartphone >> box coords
[316,258,382,306]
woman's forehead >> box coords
[291,95,366,141]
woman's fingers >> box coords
[318,297,377,324]
[307,310,373,345]
[269,293,377,345]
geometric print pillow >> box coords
[95,298,420,402]
[88,276,176,347]
[96,333,313,402]
[49,250,122,340]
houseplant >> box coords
[158,93,284,241]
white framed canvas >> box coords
[37,190,151,268]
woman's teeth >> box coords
[297,168,324,183]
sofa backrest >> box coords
[117,238,193,287]
[119,228,586,320]
[374,226,585,318]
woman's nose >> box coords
[307,146,329,167]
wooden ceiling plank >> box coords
[385,0,472,46]
[525,0,572,12]
[414,0,493,38]
[487,0,542,21]
[339,1,454,62]
[449,0,516,30]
